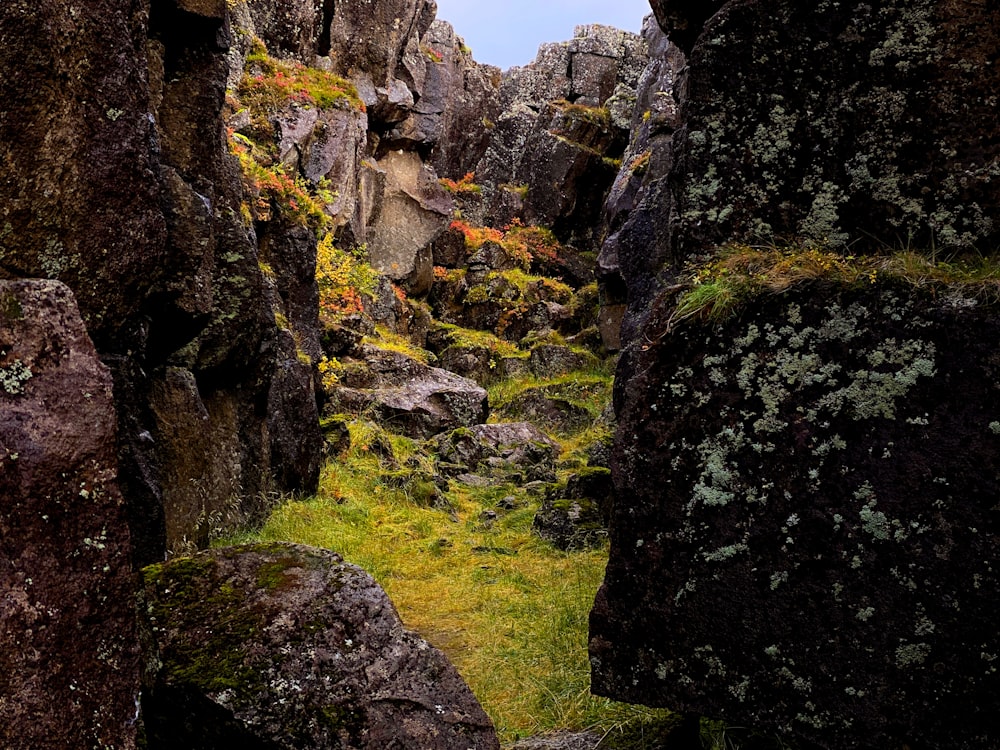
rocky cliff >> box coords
[592,2,1000,749]
[1,0,647,745]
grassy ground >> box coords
[223,402,676,745]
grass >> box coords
[220,359,668,744]
[672,243,1000,325]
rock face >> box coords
[593,3,1000,748]
[0,281,140,750]
[474,26,648,249]
[142,543,500,750]
[592,283,1000,749]
[659,0,1000,259]
[597,17,684,349]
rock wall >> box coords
[593,2,1000,748]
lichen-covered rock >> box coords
[533,467,613,551]
[592,283,1000,749]
[0,280,140,750]
[0,0,166,351]
[431,422,561,480]
[659,0,1000,257]
[141,543,500,749]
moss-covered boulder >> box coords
[591,282,1000,749]
[141,543,499,749]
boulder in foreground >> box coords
[142,542,500,750]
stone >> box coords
[431,422,561,478]
[0,0,167,351]
[508,730,603,750]
[0,280,140,750]
[502,389,594,435]
[592,283,1000,749]
[243,0,323,60]
[473,25,648,250]
[141,543,500,749]
[659,0,1000,259]
[533,467,613,551]
[330,347,488,439]
[528,344,596,379]
[367,150,453,293]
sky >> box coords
[432,0,654,70]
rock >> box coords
[502,389,594,435]
[533,467,613,551]
[596,17,683,349]
[528,344,597,378]
[474,25,648,249]
[242,0,323,60]
[533,496,607,552]
[141,543,500,749]
[330,347,487,439]
[367,150,453,293]
[592,283,1000,749]
[0,0,167,351]
[659,0,1000,260]
[420,21,503,178]
[0,280,140,749]
[507,730,603,750]
[432,422,561,481]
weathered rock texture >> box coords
[660,0,1000,261]
[597,17,684,349]
[0,0,326,562]
[330,346,488,439]
[142,543,500,749]
[0,281,140,750]
[474,26,648,249]
[595,3,1000,747]
[593,282,1000,749]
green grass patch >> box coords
[221,401,666,743]
[673,243,1000,325]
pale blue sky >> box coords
[433,0,654,69]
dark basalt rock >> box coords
[0,280,140,750]
[592,283,1000,749]
[142,543,500,750]
[663,0,1000,258]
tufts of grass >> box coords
[672,243,1000,325]
[219,360,646,745]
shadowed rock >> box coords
[592,283,1000,749]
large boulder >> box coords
[591,282,1000,749]
[367,150,453,294]
[0,280,140,749]
[142,543,500,749]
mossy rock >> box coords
[141,543,499,749]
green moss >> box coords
[672,244,1000,325]
[143,556,260,694]
[0,292,22,322]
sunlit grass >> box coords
[222,414,670,743]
